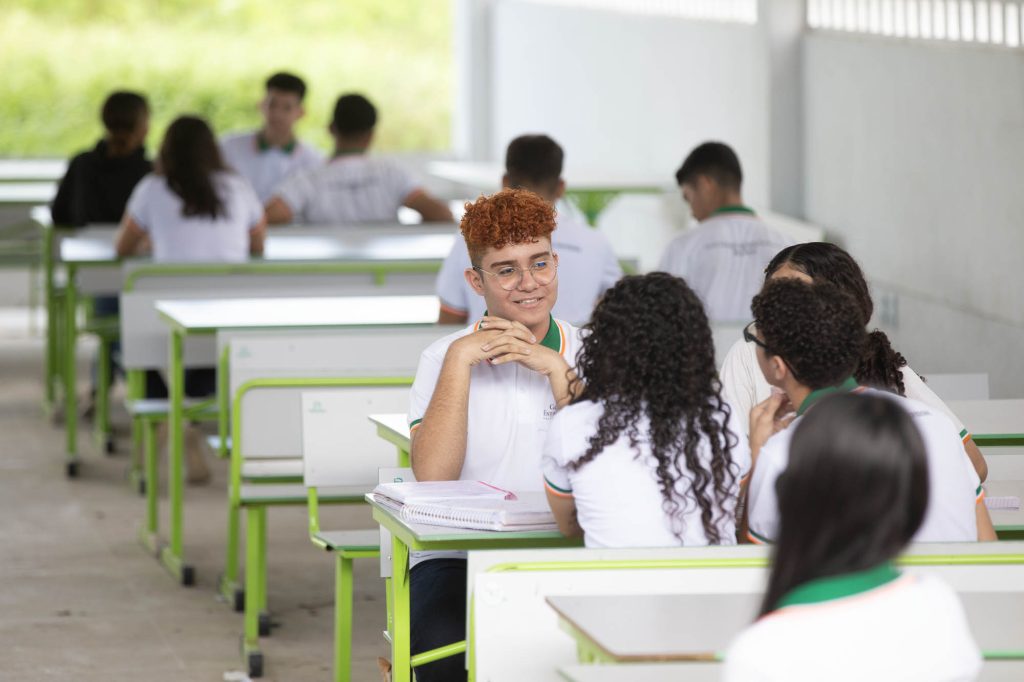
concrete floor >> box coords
[0,335,390,681]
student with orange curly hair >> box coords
[406,188,584,682]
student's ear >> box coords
[464,267,485,296]
[763,354,790,385]
[501,173,511,190]
[297,104,306,120]
[554,179,566,200]
[328,123,337,138]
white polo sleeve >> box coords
[408,345,444,432]
[385,162,423,207]
[436,235,472,315]
[720,338,762,437]
[746,427,795,544]
[233,174,264,228]
[597,237,623,291]
[125,174,156,231]
[901,365,969,438]
[271,168,314,219]
[657,232,693,276]
[541,408,574,498]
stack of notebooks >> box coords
[368,480,558,532]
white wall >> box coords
[488,0,770,205]
[804,33,1024,397]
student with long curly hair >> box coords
[542,272,748,547]
[719,241,987,481]
[725,393,982,681]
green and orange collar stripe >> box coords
[797,376,861,416]
[712,204,756,217]
[775,562,902,610]
[256,133,297,154]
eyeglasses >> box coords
[743,321,770,353]
[473,255,557,291]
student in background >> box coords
[719,242,988,481]
[116,115,265,483]
[743,279,995,544]
[265,93,452,224]
[51,91,152,227]
[658,142,793,322]
[725,393,982,682]
[408,189,583,682]
[220,72,323,203]
[436,134,621,326]
[541,272,748,547]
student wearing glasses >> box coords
[720,242,987,481]
[743,278,995,545]
[406,188,583,682]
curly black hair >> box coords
[752,278,867,389]
[567,272,740,544]
[765,242,909,395]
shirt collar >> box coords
[776,562,902,610]
[256,133,296,154]
[797,376,860,416]
[711,204,756,217]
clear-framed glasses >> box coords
[473,254,557,291]
[743,321,770,353]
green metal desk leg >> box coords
[138,417,161,554]
[243,505,266,677]
[63,263,78,476]
[95,332,113,454]
[335,553,354,682]
[159,329,194,586]
[390,536,411,682]
[220,501,243,610]
[43,225,56,411]
[127,370,146,495]
[566,190,621,227]
[257,504,269,635]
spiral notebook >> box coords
[369,483,557,532]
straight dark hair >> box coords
[675,141,743,190]
[159,116,227,220]
[505,134,563,196]
[759,393,929,617]
[765,242,910,395]
[101,91,148,156]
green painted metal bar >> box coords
[94,333,112,453]
[243,506,265,661]
[42,224,57,410]
[335,554,355,682]
[390,534,412,682]
[217,344,230,459]
[411,640,467,668]
[63,261,78,470]
[142,418,159,545]
[161,328,190,584]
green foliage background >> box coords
[0,0,451,157]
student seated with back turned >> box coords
[408,188,583,682]
[52,91,152,227]
[725,393,982,682]
[220,71,323,203]
[265,93,452,224]
[719,241,988,480]
[116,115,266,483]
[658,142,793,322]
[744,279,995,544]
[541,272,748,547]
[435,134,622,326]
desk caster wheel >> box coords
[233,588,245,613]
[182,565,195,587]
[258,612,271,636]
[66,461,79,478]
[247,652,264,678]
[105,437,116,455]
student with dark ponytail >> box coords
[719,241,987,481]
[725,393,982,681]
[542,272,748,547]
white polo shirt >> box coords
[126,171,262,263]
[271,154,421,224]
[724,568,982,682]
[436,212,623,326]
[408,315,583,564]
[719,336,971,440]
[220,131,323,202]
[541,399,749,548]
[658,207,794,322]
[746,379,982,544]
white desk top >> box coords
[558,663,720,682]
[428,161,672,192]
[0,159,66,181]
[369,413,411,440]
[548,589,1024,662]
[0,181,55,204]
[58,225,458,265]
[949,400,1024,438]
[156,295,439,333]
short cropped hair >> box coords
[460,189,556,266]
[101,91,149,134]
[332,94,377,136]
[675,141,743,190]
[505,135,563,194]
[751,279,866,389]
[265,72,307,100]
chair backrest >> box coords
[227,327,445,459]
[468,541,1024,681]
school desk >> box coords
[54,225,455,472]
[950,400,1024,447]
[147,295,438,586]
[366,493,581,682]
[369,413,413,467]
[546,587,1024,665]
[428,160,671,226]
